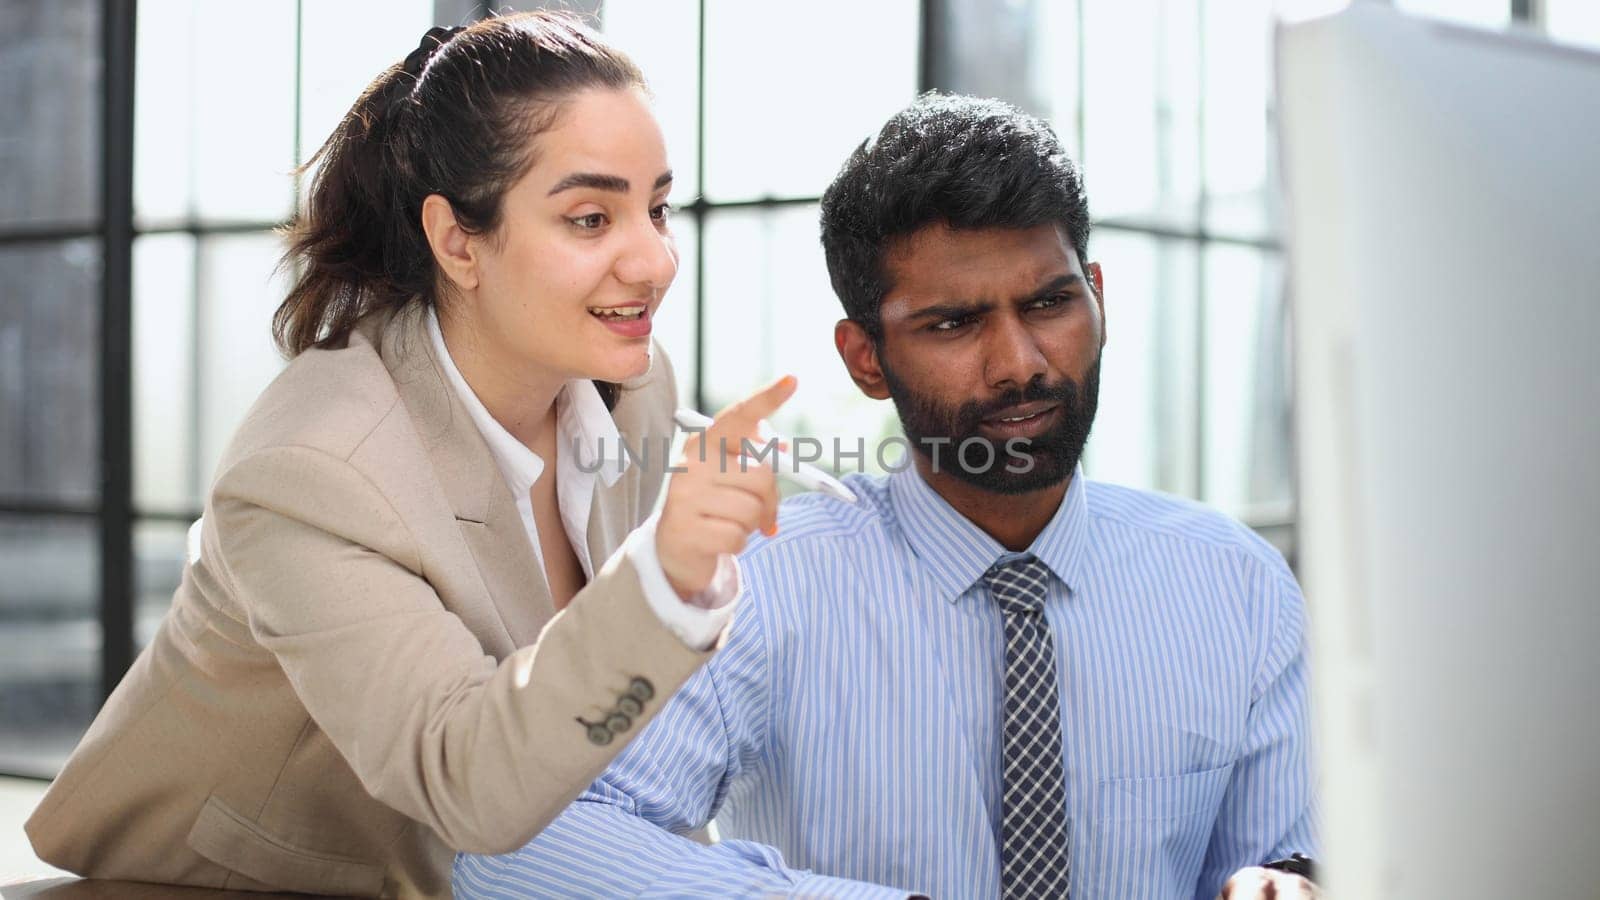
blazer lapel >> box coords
[582,387,660,576]
[378,303,555,653]
[459,494,556,649]
[585,470,631,577]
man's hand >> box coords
[1218,866,1320,899]
[656,375,797,599]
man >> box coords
[456,94,1318,899]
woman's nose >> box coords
[616,218,678,290]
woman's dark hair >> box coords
[819,92,1092,341]
[274,11,644,360]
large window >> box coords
[928,0,1297,534]
[600,0,921,472]
[0,0,447,777]
[2,0,1567,778]
[603,0,1298,532]
[0,0,114,777]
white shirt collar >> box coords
[424,306,628,495]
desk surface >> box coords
[0,878,333,899]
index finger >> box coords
[711,374,797,437]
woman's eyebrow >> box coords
[547,170,674,196]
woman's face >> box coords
[468,86,677,385]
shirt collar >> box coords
[424,306,628,495]
[888,463,1089,603]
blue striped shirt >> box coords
[456,467,1316,898]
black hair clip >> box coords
[402,25,465,78]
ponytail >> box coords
[273,58,417,355]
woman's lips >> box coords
[588,304,652,338]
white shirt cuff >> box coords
[624,516,742,651]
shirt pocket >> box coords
[1078,763,1234,899]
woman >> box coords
[25,13,790,898]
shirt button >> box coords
[628,677,655,702]
[606,713,632,734]
[586,723,613,746]
[617,695,643,718]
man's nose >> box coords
[982,312,1049,392]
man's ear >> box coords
[1086,260,1106,348]
[421,193,479,292]
[835,319,891,400]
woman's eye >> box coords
[570,213,608,230]
[650,203,671,222]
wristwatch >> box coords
[1262,852,1317,882]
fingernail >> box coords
[763,524,778,537]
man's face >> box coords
[872,222,1105,494]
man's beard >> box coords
[881,351,1100,495]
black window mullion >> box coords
[99,0,137,702]
[0,500,100,518]
[918,0,937,93]
[692,0,707,413]
[1193,0,1210,505]
[0,226,102,247]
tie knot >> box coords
[984,554,1052,616]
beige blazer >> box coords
[25,302,713,898]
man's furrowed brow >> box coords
[906,300,996,323]
[1029,273,1084,298]
[901,273,1084,322]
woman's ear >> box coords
[420,194,478,292]
[835,319,892,400]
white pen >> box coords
[672,409,859,504]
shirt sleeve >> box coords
[1194,560,1320,899]
[453,800,906,899]
[624,514,742,651]
[451,589,913,899]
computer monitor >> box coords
[1278,6,1600,897]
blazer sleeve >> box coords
[208,442,716,855]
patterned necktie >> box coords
[985,554,1071,899]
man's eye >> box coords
[650,203,671,222]
[570,213,608,230]
[1028,294,1069,311]
[933,317,972,332]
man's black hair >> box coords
[819,92,1092,338]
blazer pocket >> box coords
[186,794,385,897]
